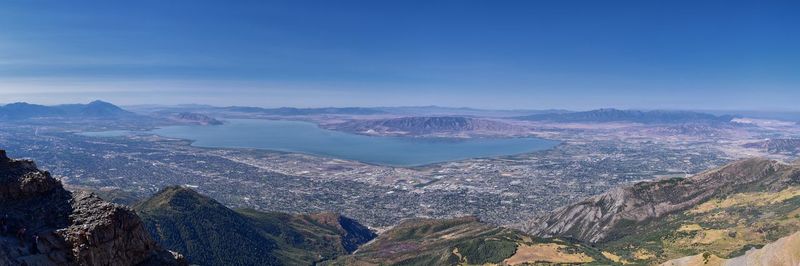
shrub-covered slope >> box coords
[326,216,611,266]
[135,186,376,266]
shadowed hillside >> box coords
[135,186,376,266]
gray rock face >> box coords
[0,150,186,266]
[520,158,800,243]
[0,150,60,200]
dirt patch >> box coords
[677,224,703,232]
[692,229,729,245]
[602,251,629,264]
[632,249,656,260]
[504,243,593,265]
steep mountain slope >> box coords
[516,108,734,124]
[326,217,611,266]
[135,186,376,266]
[661,231,800,266]
[519,158,800,264]
[597,180,800,264]
[325,116,519,136]
[0,150,185,265]
[523,158,799,243]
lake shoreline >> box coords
[80,118,560,167]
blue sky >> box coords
[0,0,798,110]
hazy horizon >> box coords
[5,99,800,114]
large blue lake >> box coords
[82,119,559,166]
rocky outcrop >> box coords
[520,158,800,243]
[0,151,61,200]
[661,231,800,266]
[0,150,186,266]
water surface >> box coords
[82,119,558,166]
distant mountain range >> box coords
[374,106,570,117]
[127,104,570,118]
[0,100,136,120]
[118,103,766,126]
[0,101,758,126]
[516,108,736,124]
[221,106,387,116]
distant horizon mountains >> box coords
[515,108,737,124]
[4,100,800,123]
[7,100,800,113]
[128,102,745,123]
[0,100,136,120]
